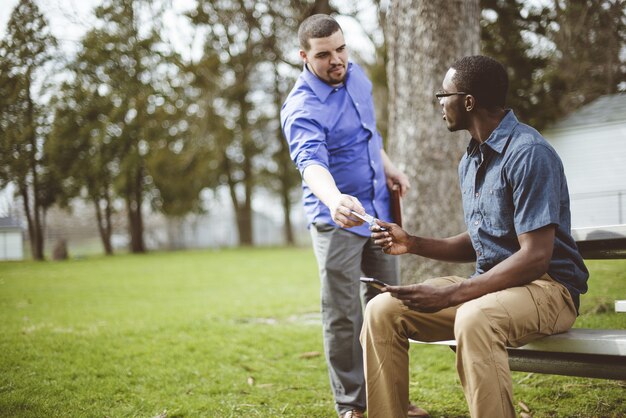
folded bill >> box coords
[350,211,386,231]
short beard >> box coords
[327,65,345,85]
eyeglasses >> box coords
[435,91,469,99]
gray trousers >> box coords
[310,223,399,415]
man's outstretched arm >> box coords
[302,164,365,228]
[383,224,556,313]
[372,219,476,262]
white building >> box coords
[0,216,24,260]
[544,93,626,228]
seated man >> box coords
[361,55,589,418]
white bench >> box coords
[411,225,626,380]
[411,328,626,380]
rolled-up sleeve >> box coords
[281,107,329,174]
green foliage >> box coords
[0,0,58,260]
[186,0,332,245]
[545,0,626,117]
[0,249,625,417]
[480,0,555,128]
[187,0,284,244]
[3,0,623,254]
[47,0,213,251]
[480,0,625,130]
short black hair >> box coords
[450,55,508,109]
[298,14,342,51]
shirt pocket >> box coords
[480,186,515,235]
[461,186,473,224]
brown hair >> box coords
[298,14,342,51]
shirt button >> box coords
[355,103,359,107]
[474,220,479,225]
[475,192,479,198]
[373,179,377,184]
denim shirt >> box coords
[280,62,391,237]
[459,110,589,309]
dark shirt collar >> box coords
[301,62,351,103]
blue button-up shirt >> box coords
[280,62,391,237]
[459,110,589,309]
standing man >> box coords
[281,14,420,418]
[361,55,589,418]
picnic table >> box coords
[411,224,626,380]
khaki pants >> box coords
[360,275,577,418]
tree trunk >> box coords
[127,169,145,253]
[236,206,253,246]
[273,60,296,246]
[386,0,480,283]
[223,154,254,246]
[242,141,254,246]
[20,186,36,260]
[25,72,44,261]
[307,0,334,16]
[31,171,43,260]
[281,184,295,245]
[94,196,114,255]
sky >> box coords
[0,0,204,61]
[0,0,379,63]
[1,0,97,41]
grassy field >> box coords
[0,248,624,417]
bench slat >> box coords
[411,328,626,356]
[512,328,626,356]
[410,328,626,380]
[508,351,626,380]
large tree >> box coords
[0,0,57,260]
[480,0,554,129]
[481,0,625,130]
[262,0,336,245]
[48,33,120,255]
[262,1,300,246]
[386,1,480,282]
[545,0,625,119]
[50,0,217,254]
[49,0,210,254]
[187,1,268,246]
[187,0,339,246]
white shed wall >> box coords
[545,122,626,228]
[0,230,24,260]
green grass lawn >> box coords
[0,248,624,417]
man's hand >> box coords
[371,219,412,255]
[384,283,456,313]
[330,194,366,228]
[380,150,410,197]
[302,165,367,228]
[386,171,410,197]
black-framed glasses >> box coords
[435,91,469,99]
